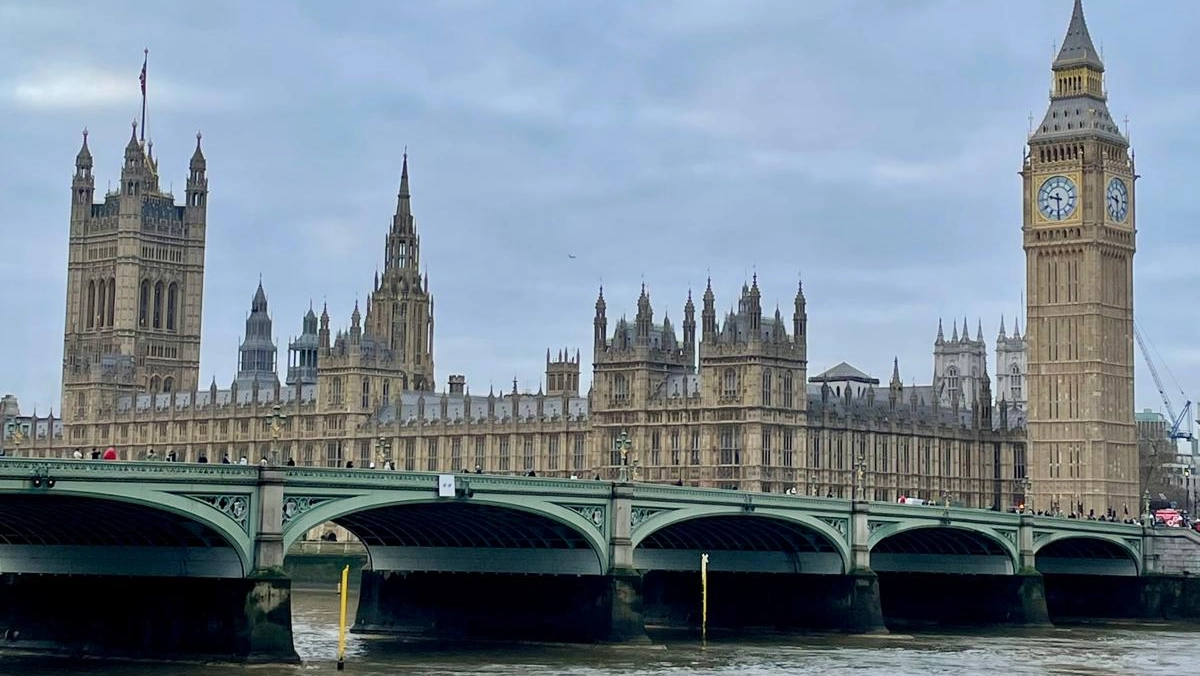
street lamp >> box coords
[1184,467,1193,518]
[1020,475,1033,513]
[614,430,633,483]
[265,404,287,465]
[853,451,867,502]
[1143,489,1152,526]
[375,436,392,469]
[809,473,818,497]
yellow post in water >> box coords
[337,564,349,671]
[700,552,709,645]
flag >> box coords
[139,51,147,96]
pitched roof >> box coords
[1053,0,1104,71]
[809,361,879,384]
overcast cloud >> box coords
[2,0,1198,423]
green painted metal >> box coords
[0,460,1159,578]
[0,459,257,574]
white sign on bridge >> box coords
[437,474,456,498]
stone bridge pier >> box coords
[0,464,298,664]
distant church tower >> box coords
[60,125,207,424]
[933,317,987,410]
[233,280,280,391]
[1023,0,1137,513]
[994,315,1027,412]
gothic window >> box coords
[782,371,793,408]
[166,283,178,331]
[163,377,174,393]
[150,375,161,393]
[718,425,741,465]
[762,369,772,406]
[613,373,629,403]
[361,379,370,409]
[1010,364,1023,401]
[573,433,585,470]
[153,281,163,329]
[86,280,96,329]
[722,368,739,399]
[96,279,107,328]
[106,276,115,326]
[382,381,390,407]
[331,377,343,405]
[139,280,150,327]
[761,428,772,465]
[946,366,960,401]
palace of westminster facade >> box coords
[3,2,1139,515]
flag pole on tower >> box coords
[139,49,148,142]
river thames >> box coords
[4,588,1197,676]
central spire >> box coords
[384,150,419,273]
[1053,0,1103,71]
[1030,0,1123,144]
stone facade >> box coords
[1022,0,1138,515]
[27,8,1172,516]
[60,126,208,423]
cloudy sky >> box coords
[2,0,1198,423]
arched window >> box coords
[722,368,739,399]
[96,279,107,328]
[382,381,391,407]
[107,276,115,327]
[139,280,150,326]
[331,377,343,405]
[150,375,161,393]
[946,366,960,401]
[761,369,772,406]
[1010,364,1023,401]
[613,374,629,402]
[782,371,794,408]
[86,280,96,329]
[163,376,174,393]
[153,281,163,329]
[166,283,178,331]
[361,379,371,409]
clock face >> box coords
[1037,175,1077,221]
[1106,177,1129,222]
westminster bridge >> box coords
[0,459,1197,662]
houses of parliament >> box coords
[2,1,1138,515]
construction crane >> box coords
[1134,323,1194,442]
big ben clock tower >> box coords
[1022,0,1136,515]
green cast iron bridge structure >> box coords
[0,459,1196,662]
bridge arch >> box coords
[869,523,1017,575]
[0,485,253,577]
[1033,533,1140,577]
[282,494,609,575]
[631,506,849,574]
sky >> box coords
[2,0,1199,426]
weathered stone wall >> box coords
[0,573,298,663]
[1146,529,1200,575]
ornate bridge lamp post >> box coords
[1020,475,1033,514]
[614,430,633,483]
[1143,489,1152,526]
[266,404,287,466]
[809,473,818,497]
[852,451,866,501]
[375,436,392,470]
